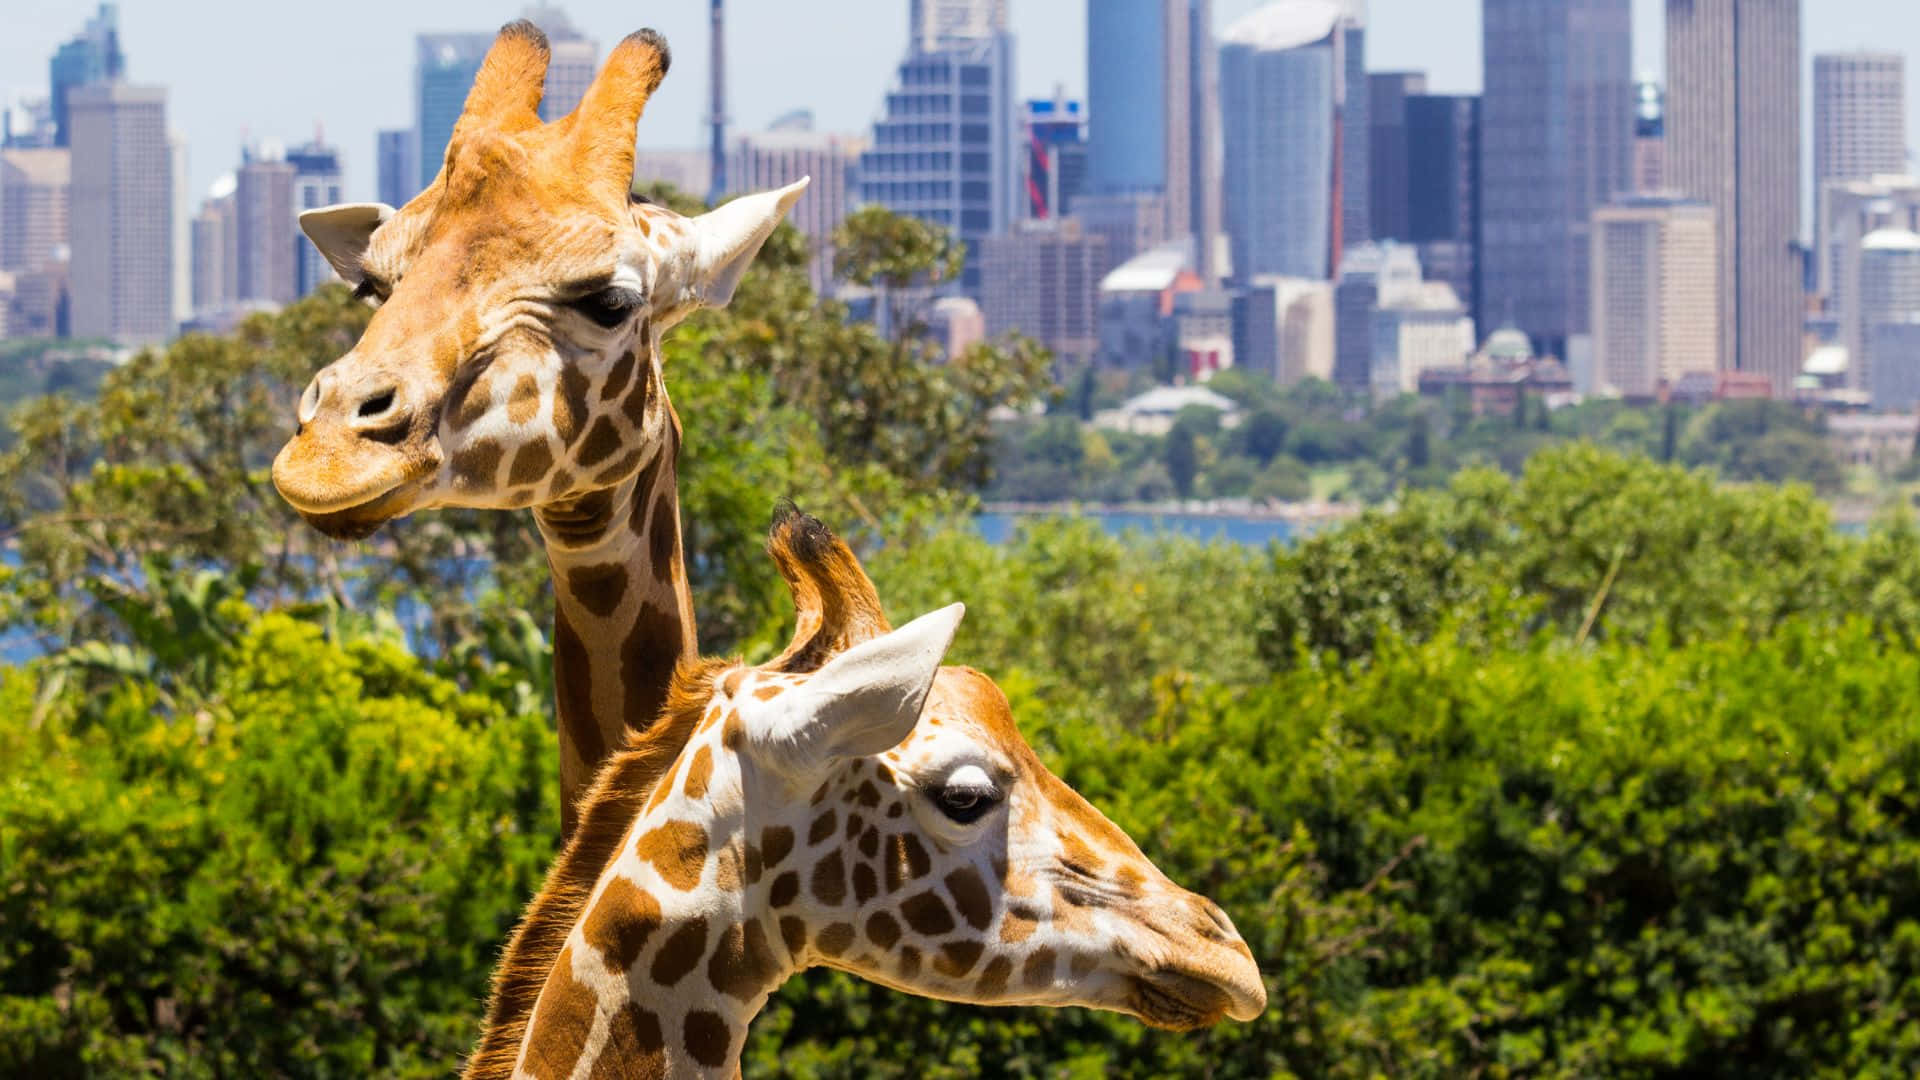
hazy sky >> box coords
[1,0,1916,205]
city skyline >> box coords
[15,0,1907,209]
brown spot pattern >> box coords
[778,916,806,957]
[1022,947,1057,989]
[506,373,541,425]
[565,562,627,619]
[681,745,713,801]
[509,439,556,488]
[760,826,794,870]
[576,416,622,469]
[647,491,676,583]
[582,876,662,973]
[935,940,983,978]
[858,828,880,859]
[648,918,709,986]
[976,955,1012,998]
[886,833,931,894]
[945,866,993,932]
[811,850,847,905]
[555,364,591,444]
[897,945,921,980]
[866,911,901,949]
[708,920,780,1001]
[633,819,708,892]
[1000,908,1039,945]
[852,863,877,905]
[600,350,637,402]
[682,1011,731,1068]
[768,871,799,908]
[816,922,855,957]
[520,946,595,1080]
[900,890,955,936]
[808,810,837,846]
[621,603,684,729]
[590,1003,665,1080]
[451,439,504,489]
[752,684,784,700]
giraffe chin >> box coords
[1126,972,1237,1032]
[295,484,422,541]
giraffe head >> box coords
[273,22,804,540]
[472,508,1265,1078]
[705,511,1267,1031]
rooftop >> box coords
[1863,228,1920,253]
[1119,385,1242,416]
[1222,0,1364,51]
[1100,243,1191,294]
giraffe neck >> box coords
[510,719,795,1079]
[535,392,696,838]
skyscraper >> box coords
[377,129,417,209]
[1820,174,1920,388]
[1480,0,1632,358]
[235,146,296,305]
[287,139,344,297]
[1020,96,1088,221]
[1633,77,1666,194]
[190,179,237,315]
[979,219,1107,367]
[1591,195,1719,396]
[1221,1,1365,283]
[1667,0,1802,392]
[1368,72,1427,243]
[1085,0,1225,275]
[67,82,172,343]
[909,0,1007,55]
[727,116,861,292]
[858,30,1016,294]
[1859,229,1920,408]
[48,4,124,148]
[1813,53,1907,193]
[1405,93,1481,329]
[0,148,70,275]
[415,32,492,192]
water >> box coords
[974,510,1301,547]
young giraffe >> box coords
[466,508,1267,1079]
[271,22,806,835]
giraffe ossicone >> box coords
[468,508,1267,1080]
[271,20,806,835]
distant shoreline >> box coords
[979,499,1363,524]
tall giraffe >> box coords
[271,22,805,835]
[466,508,1267,1079]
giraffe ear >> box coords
[751,603,965,772]
[687,177,810,308]
[299,203,393,286]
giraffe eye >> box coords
[933,780,1001,825]
[571,286,644,328]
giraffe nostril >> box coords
[356,389,397,419]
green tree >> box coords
[1165,423,1199,498]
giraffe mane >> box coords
[464,654,734,1080]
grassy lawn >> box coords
[1310,466,1351,502]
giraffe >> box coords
[465,507,1267,1079]
[270,21,807,835]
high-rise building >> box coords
[1332,240,1421,390]
[909,0,1007,54]
[727,115,862,292]
[1073,191,1169,276]
[522,5,598,121]
[1480,0,1632,358]
[1370,282,1474,399]
[376,129,417,209]
[0,148,70,275]
[1813,53,1907,194]
[1859,229,1920,409]
[190,178,237,315]
[48,4,124,149]
[1820,174,1920,387]
[1633,77,1666,194]
[1369,72,1427,243]
[1236,276,1334,385]
[978,218,1107,367]
[1021,96,1088,221]
[1221,2,1368,284]
[67,82,171,343]
[1405,94,1480,328]
[1590,195,1719,397]
[858,32,1017,294]
[287,139,344,297]
[235,147,296,305]
[415,32,492,192]
[1667,0,1802,393]
[1085,0,1225,276]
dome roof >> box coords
[1484,325,1533,360]
[1222,0,1363,52]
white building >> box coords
[1369,282,1473,398]
[1092,384,1242,435]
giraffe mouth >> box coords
[293,480,423,541]
[1126,971,1236,1031]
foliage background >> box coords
[6,203,1920,1077]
